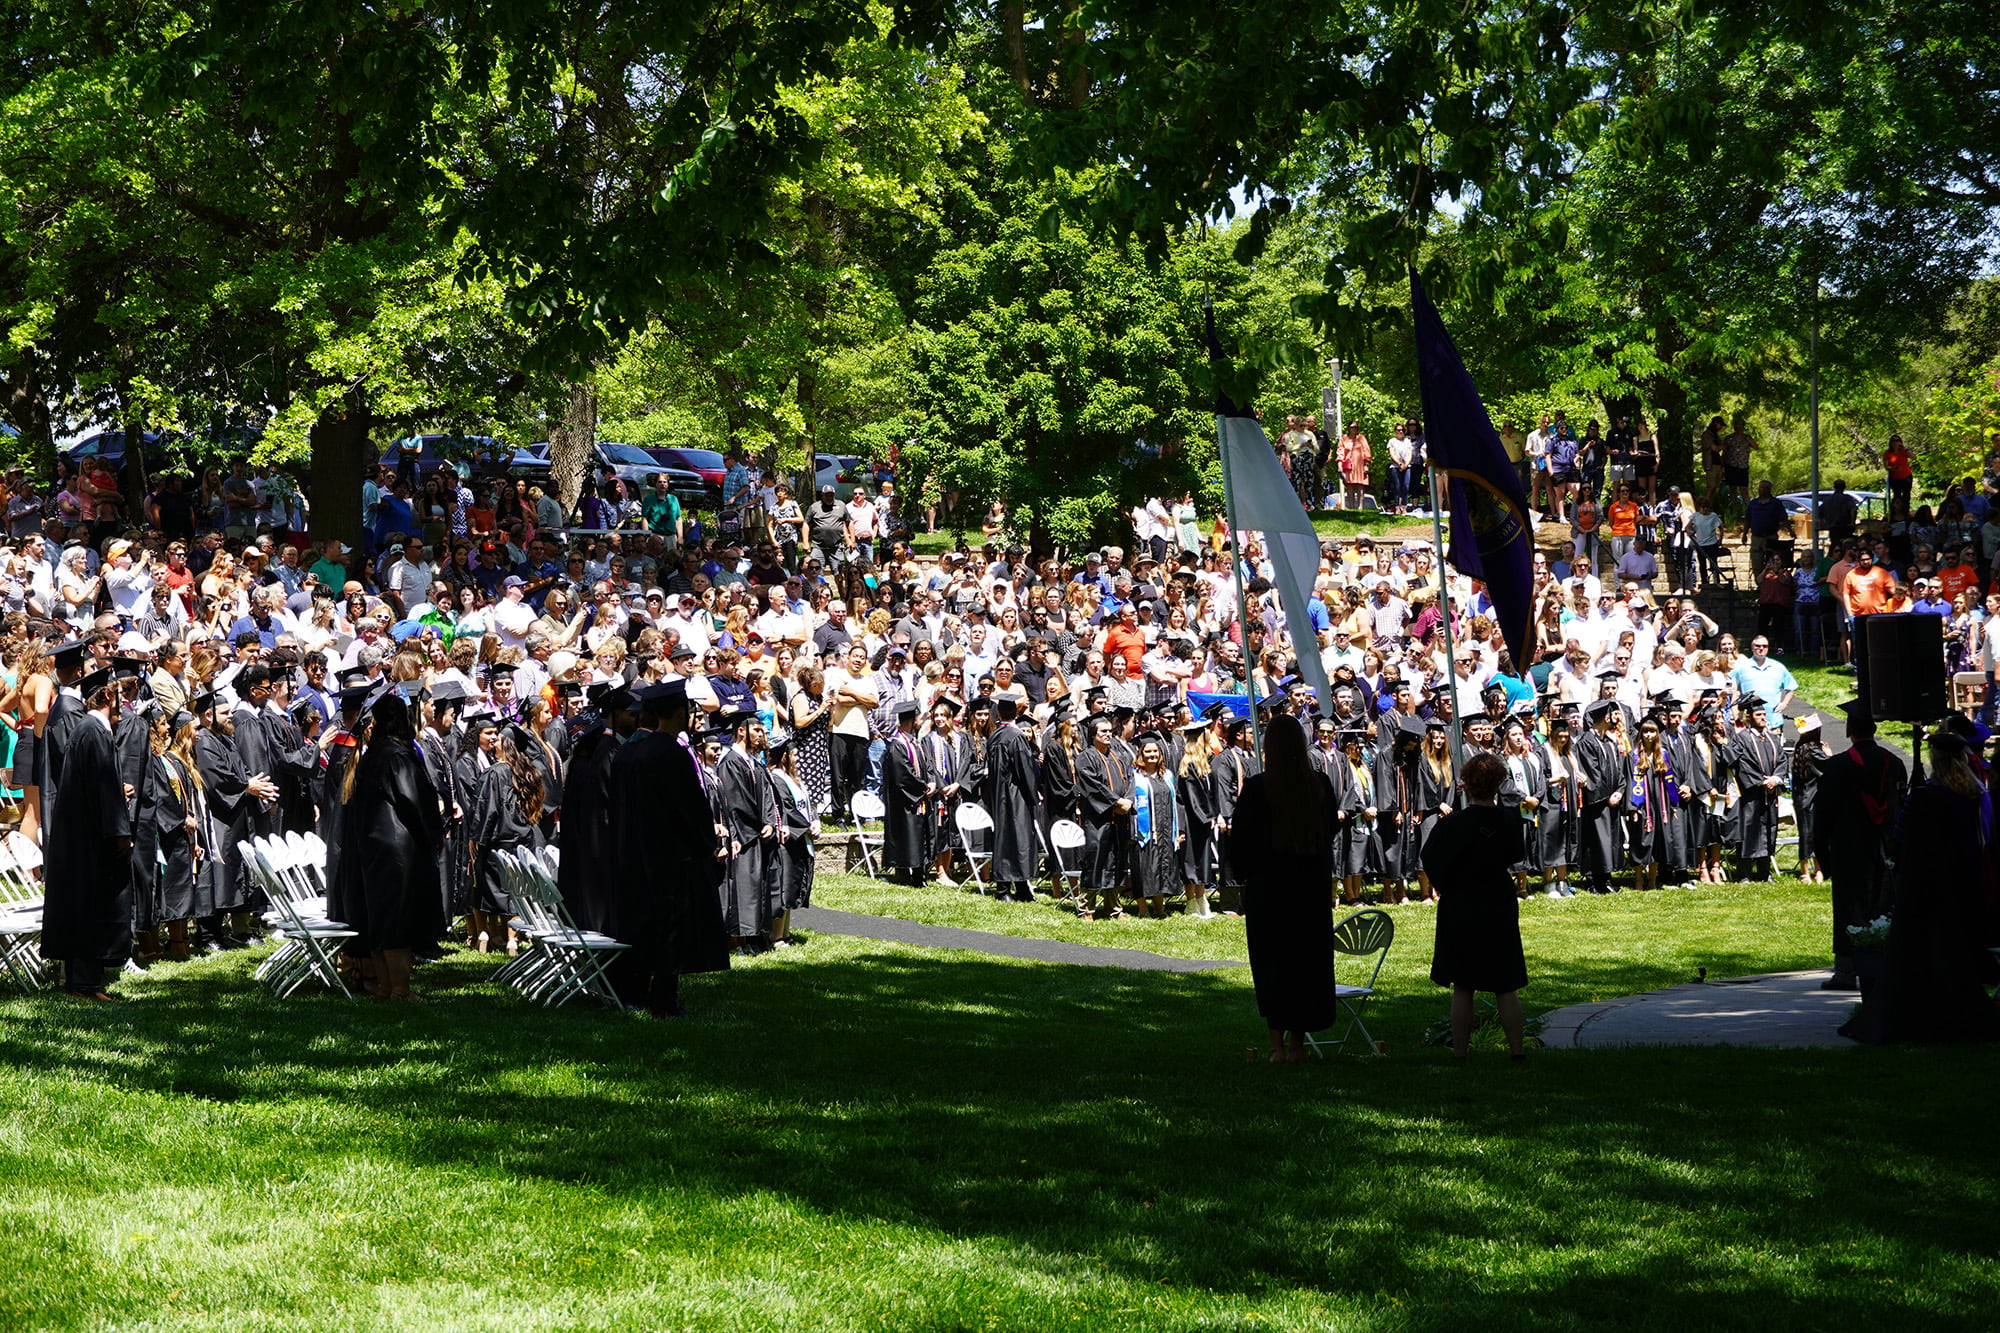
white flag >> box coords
[1218,414,1330,718]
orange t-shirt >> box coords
[1844,566,1896,616]
[1938,564,1980,605]
[1607,500,1639,537]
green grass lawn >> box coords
[2,877,1995,1331]
[1778,653,1855,718]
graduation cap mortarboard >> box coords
[336,684,374,712]
[1499,713,1529,732]
[505,721,540,752]
[1081,684,1108,699]
[78,665,114,697]
[1424,715,1449,730]
[338,668,370,689]
[553,680,584,699]
[631,679,686,711]
[169,710,194,732]
[1337,725,1369,745]
[891,699,920,720]
[1109,703,1135,722]
[1398,714,1428,741]
[594,685,636,713]
[1584,698,1623,724]
[968,696,997,715]
[110,659,147,681]
[463,706,499,728]
[429,678,471,704]
[1256,692,1287,711]
[1836,697,1870,722]
[1199,701,1231,721]
[1698,688,1722,701]
[189,689,220,715]
[1481,681,1508,697]
[289,697,319,722]
[485,660,517,677]
[932,697,962,716]
[1180,718,1212,736]
[1736,695,1767,717]
[50,638,88,671]
[1650,689,1679,705]
[1595,668,1625,681]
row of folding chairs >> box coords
[491,846,630,1009]
[0,828,45,992]
[844,791,1085,896]
[243,834,356,999]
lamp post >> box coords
[1324,358,1344,442]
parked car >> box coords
[528,441,710,520]
[645,446,727,507]
[378,434,514,480]
[1777,489,1887,527]
[808,452,873,502]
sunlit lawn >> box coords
[0,871,1993,1331]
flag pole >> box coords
[1217,415,1263,763]
[1428,467,1464,791]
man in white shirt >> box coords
[1319,625,1367,677]
[101,540,155,622]
[753,583,806,651]
[493,576,537,651]
[668,595,711,655]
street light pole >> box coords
[1325,358,1344,442]
[1808,283,1821,560]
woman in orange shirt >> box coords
[1606,483,1642,568]
[1337,424,1372,506]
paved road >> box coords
[1540,969,1861,1049]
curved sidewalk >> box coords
[1540,969,1861,1049]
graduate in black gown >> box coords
[1812,700,1906,989]
[1539,711,1584,897]
[1211,719,1257,913]
[556,684,634,935]
[881,700,933,885]
[1788,713,1827,882]
[605,680,730,1014]
[331,685,446,999]
[714,707,780,947]
[766,734,818,943]
[191,689,271,951]
[229,665,286,849]
[1729,696,1785,882]
[1335,727,1379,903]
[1374,715,1423,902]
[133,708,202,963]
[1574,698,1630,893]
[983,698,1041,902]
[1842,730,2000,1045]
[318,684,373,937]
[467,723,547,952]
[1494,714,1549,896]
[1038,711,1083,894]
[1424,752,1530,1060]
[449,711,499,925]
[1412,719,1457,903]
[39,667,135,999]
[1226,714,1339,1064]
[1074,712,1133,918]
[1125,731,1181,917]
[1176,720,1219,917]
[36,637,89,830]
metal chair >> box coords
[498,848,629,1008]
[849,789,886,878]
[1305,908,1394,1058]
[0,835,45,992]
[244,843,356,999]
[954,801,994,891]
[1046,819,1087,899]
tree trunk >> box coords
[1000,1,1032,96]
[3,361,58,480]
[1649,374,1692,490]
[549,378,598,514]
[120,412,151,525]
[307,393,374,557]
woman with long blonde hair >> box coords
[1177,722,1220,917]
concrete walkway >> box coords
[1540,969,1861,1049]
[790,906,1246,973]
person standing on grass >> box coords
[1424,751,1530,1061]
[1729,696,1784,883]
[1810,700,1906,992]
[333,686,446,1001]
[1226,714,1339,1064]
[39,666,134,1001]
[881,699,933,886]
[983,696,1040,903]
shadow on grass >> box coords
[1,940,1996,1325]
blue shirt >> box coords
[722,463,752,506]
[1730,656,1797,710]
[1746,496,1787,538]
[1912,596,1951,616]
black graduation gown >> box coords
[231,704,283,840]
[38,691,84,825]
[1574,731,1629,883]
[320,735,361,925]
[193,727,257,914]
[606,729,730,977]
[1126,769,1179,897]
[1812,741,1905,957]
[448,750,491,912]
[1731,727,1785,861]
[923,729,969,862]
[1414,755,1455,862]
[333,740,447,952]
[1228,771,1339,1032]
[1539,743,1583,869]
[1789,740,1826,868]
[41,713,134,965]
[716,746,778,936]
[1333,754,1374,880]
[1074,745,1129,890]
[1425,804,1530,993]
[983,722,1040,884]
[134,750,200,924]
[1626,754,1682,868]
[1678,732,1720,853]
[881,731,931,873]
[1212,747,1257,885]
[470,763,542,914]
[556,732,620,933]
[770,768,816,910]
[265,705,323,835]
[1374,748,1416,882]
[1177,763,1218,885]
[1496,746,1549,875]
[1039,745,1079,825]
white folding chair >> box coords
[0,836,45,993]
[1305,908,1395,1058]
[849,790,886,879]
[245,844,356,999]
[499,849,629,1008]
[1047,819,1087,900]
[954,802,994,892]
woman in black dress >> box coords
[333,689,446,999]
[1176,721,1218,917]
[1424,752,1529,1060]
[1226,713,1340,1064]
[467,724,546,954]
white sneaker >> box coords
[1545,887,1562,899]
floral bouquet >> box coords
[1845,915,1893,950]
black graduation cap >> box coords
[189,689,220,715]
[891,699,921,720]
[1256,691,1287,711]
[289,697,319,723]
[486,660,517,678]
[50,638,88,672]
[553,680,584,699]
[1836,697,1870,722]
[1199,700,1232,722]
[337,684,374,712]
[1697,688,1722,701]
[1423,714,1449,731]
[236,663,269,689]
[1337,725,1370,746]
[505,721,540,752]
[463,705,499,729]
[429,678,471,704]
[1650,689,1680,705]
[595,685,637,713]
[110,659,147,681]
[338,668,370,689]
[1736,695,1766,717]
[1046,700,1073,723]
[932,697,963,716]
[1081,684,1108,700]
[631,679,686,711]
[767,733,794,758]
[1584,698,1622,724]
[1595,668,1625,681]
[1480,681,1508,697]
[1180,718,1211,736]
[1109,702,1135,722]
[78,665,114,696]
[968,696,996,715]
